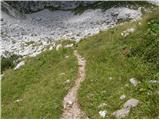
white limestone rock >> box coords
[129,78,138,86]
[65,55,69,58]
[56,44,62,51]
[66,101,73,107]
[123,98,139,108]
[15,99,23,103]
[14,61,25,70]
[112,108,130,118]
[1,7,142,58]
[112,98,139,118]
[120,95,126,100]
[121,28,135,37]
[99,110,107,118]
[64,44,74,48]
[64,79,70,84]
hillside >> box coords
[1,1,159,119]
[77,8,158,119]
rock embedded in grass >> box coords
[123,98,139,108]
[109,77,112,80]
[15,99,23,103]
[65,56,69,58]
[14,61,25,70]
[64,44,74,48]
[56,44,62,51]
[99,110,107,118]
[49,46,53,50]
[112,107,130,118]
[120,95,126,100]
[64,79,70,84]
[121,28,135,37]
[129,78,138,86]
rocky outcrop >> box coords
[4,1,158,58]
[1,7,142,58]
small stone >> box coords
[49,46,53,50]
[121,32,124,36]
[15,99,23,103]
[66,101,73,107]
[56,44,62,51]
[65,56,69,58]
[129,78,138,86]
[109,77,112,80]
[64,79,70,84]
[138,22,142,25]
[14,61,25,70]
[99,110,107,118]
[123,98,139,109]
[98,103,107,108]
[64,44,73,48]
[120,95,126,100]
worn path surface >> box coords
[62,50,87,119]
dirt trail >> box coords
[62,50,87,119]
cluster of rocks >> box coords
[1,6,142,58]
[98,77,140,118]
[121,28,135,37]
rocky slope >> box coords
[1,1,156,58]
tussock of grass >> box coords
[1,48,78,118]
[77,9,158,119]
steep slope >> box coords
[77,8,158,119]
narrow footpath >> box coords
[62,50,87,119]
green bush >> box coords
[1,55,20,72]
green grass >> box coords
[1,45,78,118]
[77,8,158,119]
